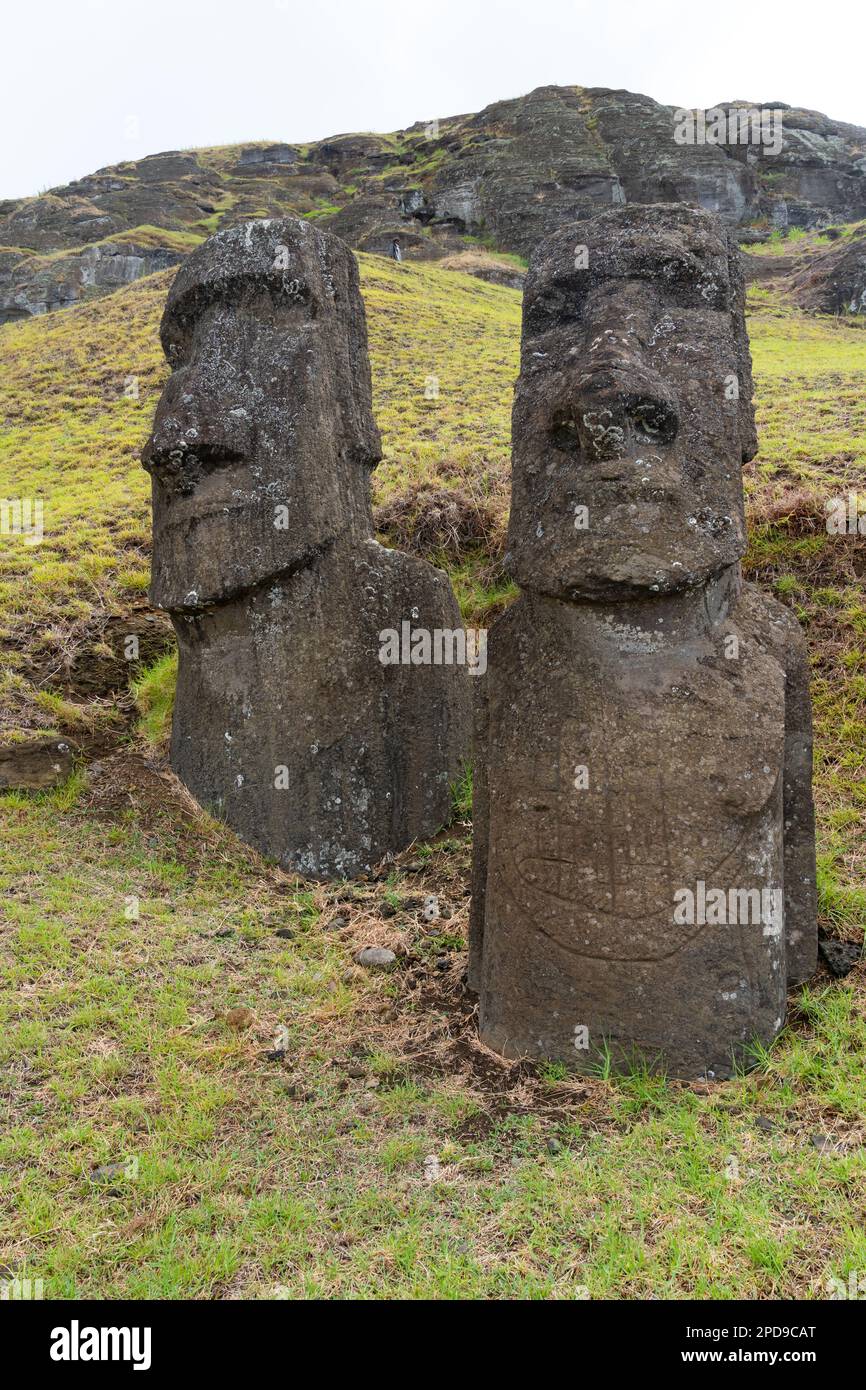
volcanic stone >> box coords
[143,218,470,879]
[355,947,397,969]
[469,204,818,1079]
[0,735,74,789]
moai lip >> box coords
[471,205,817,1079]
[143,218,471,879]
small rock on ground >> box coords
[818,934,862,979]
[354,947,396,969]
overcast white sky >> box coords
[1,0,863,201]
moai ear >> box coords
[318,233,382,471]
[728,233,758,464]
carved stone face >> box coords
[143,219,381,611]
[507,205,757,600]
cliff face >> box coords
[0,241,185,321]
[2,84,865,321]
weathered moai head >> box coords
[142,219,381,612]
[507,204,758,599]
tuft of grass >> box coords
[132,651,177,747]
[449,762,473,821]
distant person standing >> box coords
[390,237,402,263]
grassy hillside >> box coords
[0,246,864,1299]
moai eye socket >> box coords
[549,411,581,453]
[629,395,679,445]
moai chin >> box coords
[143,218,470,879]
[470,205,817,1079]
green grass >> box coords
[132,651,178,746]
[746,288,866,495]
[2,786,864,1299]
[0,251,864,1300]
[449,762,473,821]
[743,284,866,912]
[746,218,866,257]
[111,225,205,253]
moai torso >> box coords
[470,206,817,1077]
[143,219,470,879]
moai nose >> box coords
[570,365,679,461]
[142,374,254,494]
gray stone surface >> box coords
[470,204,817,1078]
[143,217,470,879]
[0,736,74,789]
[0,240,184,323]
[355,947,397,968]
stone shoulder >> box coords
[734,581,809,671]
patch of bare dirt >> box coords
[83,748,208,830]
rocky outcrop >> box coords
[0,155,220,255]
[435,252,526,289]
[0,194,125,253]
[0,735,75,789]
[2,86,865,321]
[427,88,752,257]
[234,144,299,171]
[789,227,866,313]
[760,108,866,228]
[0,240,185,322]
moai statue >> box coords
[470,204,817,1078]
[143,218,470,878]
